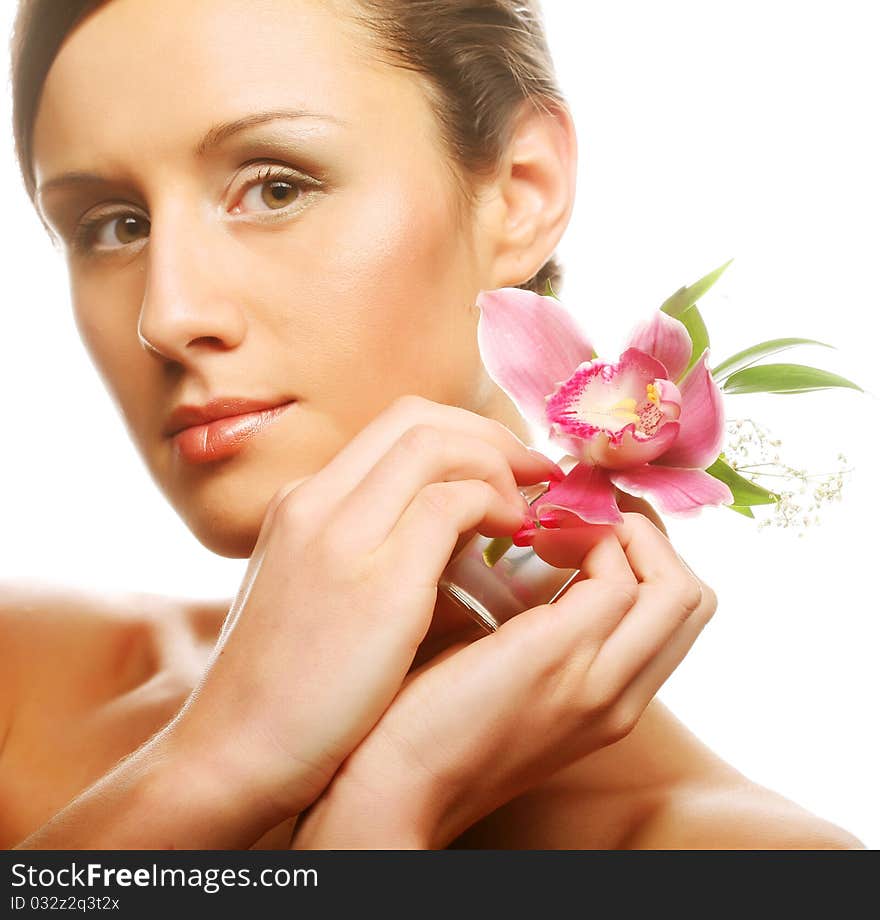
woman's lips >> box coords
[171,401,296,464]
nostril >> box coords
[187,335,228,349]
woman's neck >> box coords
[471,384,537,449]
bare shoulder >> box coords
[0,580,229,847]
[623,777,866,850]
[0,577,222,646]
[449,700,865,851]
[0,578,212,729]
[0,577,162,656]
[0,580,106,722]
[0,577,151,630]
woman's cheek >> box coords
[295,189,463,372]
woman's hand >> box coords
[163,395,561,834]
[290,512,717,849]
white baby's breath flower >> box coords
[723,418,852,533]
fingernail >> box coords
[513,518,540,546]
[527,448,566,481]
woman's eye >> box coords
[71,213,150,254]
[69,166,312,256]
[234,166,307,214]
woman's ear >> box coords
[479,98,577,289]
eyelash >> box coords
[69,165,314,256]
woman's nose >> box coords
[137,210,247,362]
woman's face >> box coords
[31,0,532,556]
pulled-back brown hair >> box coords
[9,0,567,293]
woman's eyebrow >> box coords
[193,107,347,158]
[36,108,347,199]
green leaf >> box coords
[729,504,756,518]
[712,338,834,382]
[482,536,513,567]
[721,364,863,395]
[677,304,711,377]
[706,457,778,506]
[543,279,559,300]
[660,258,734,318]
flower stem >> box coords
[482,536,514,567]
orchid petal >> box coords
[610,465,734,516]
[531,461,623,525]
[653,349,726,469]
[548,423,589,462]
[612,348,670,397]
[545,347,668,440]
[476,288,596,431]
[654,379,682,419]
[625,310,692,382]
[587,420,681,469]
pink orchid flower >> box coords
[474,287,734,543]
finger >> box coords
[217,516,286,647]
[564,574,642,645]
[588,563,704,694]
[292,396,561,518]
[529,508,672,585]
[490,528,640,656]
[380,478,526,583]
[495,522,687,693]
[536,525,638,588]
[614,489,668,535]
[332,428,531,551]
[498,566,639,666]
[577,517,705,695]
[610,512,685,583]
[529,521,614,571]
[219,475,314,645]
[407,637,475,683]
[581,532,637,583]
[616,578,716,713]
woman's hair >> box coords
[9,0,567,294]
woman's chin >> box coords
[197,527,260,559]
[178,503,266,559]
[150,459,282,557]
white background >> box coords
[2,1,877,847]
